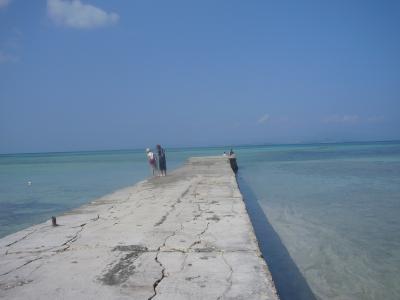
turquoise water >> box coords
[238,141,400,300]
[1,142,400,299]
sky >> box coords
[0,0,399,153]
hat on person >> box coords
[146,148,150,152]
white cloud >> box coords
[258,114,270,125]
[0,0,11,9]
[0,50,19,63]
[47,0,119,29]
[323,114,360,124]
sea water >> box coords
[1,142,399,299]
[237,141,400,300]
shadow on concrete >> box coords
[237,174,317,300]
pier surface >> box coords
[0,157,278,299]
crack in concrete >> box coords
[5,229,38,247]
[187,240,201,250]
[148,229,178,300]
[0,257,42,277]
[58,223,86,251]
[217,252,234,300]
[179,253,189,273]
[187,222,210,251]
[6,222,90,257]
[149,253,165,300]
[1,221,95,277]
[154,185,191,227]
[5,247,63,255]
[154,215,168,227]
[193,202,207,221]
[199,222,210,236]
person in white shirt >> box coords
[146,148,157,176]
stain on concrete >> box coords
[206,214,220,221]
[100,245,148,286]
[112,245,147,252]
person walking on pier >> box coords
[146,148,157,176]
[157,144,167,176]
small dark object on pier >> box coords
[51,216,58,226]
[229,157,238,173]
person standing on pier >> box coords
[157,144,167,176]
[228,149,238,173]
[146,148,157,176]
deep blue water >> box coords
[1,141,400,299]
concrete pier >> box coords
[0,157,278,299]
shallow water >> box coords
[1,142,399,299]
[238,141,400,300]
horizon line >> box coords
[1,139,399,156]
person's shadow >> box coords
[237,174,317,300]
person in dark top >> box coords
[228,148,238,173]
[157,144,167,176]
